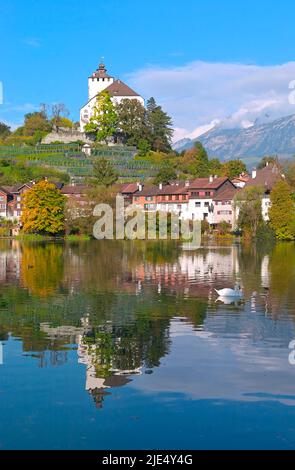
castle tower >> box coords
[88,61,114,101]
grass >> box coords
[65,234,91,241]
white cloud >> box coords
[126,61,295,142]
[23,38,41,48]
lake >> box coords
[0,239,295,450]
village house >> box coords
[132,185,159,212]
[156,184,190,217]
[231,173,250,188]
[119,177,239,227]
[213,186,240,228]
[185,177,236,224]
[245,163,284,221]
[118,183,141,206]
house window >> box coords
[145,196,153,201]
[195,202,201,207]
[218,210,232,215]
[0,196,4,202]
[204,202,210,207]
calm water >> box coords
[0,239,295,450]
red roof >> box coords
[119,183,140,194]
[157,185,188,196]
[188,177,229,190]
[61,185,90,195]
[135,185,159,197]
[246,164,283,191]
[214,187,240,201]
[104,80,141,98]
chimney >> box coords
[252,168,257,179]
[159,183,163,190]
[137,182,143,192]
[209,175,214,183]
[185,180,190,187]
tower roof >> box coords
[90,61,113,79]
[104,79,141,97]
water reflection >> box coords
[0,240,295,413]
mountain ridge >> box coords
[174,114,295,163]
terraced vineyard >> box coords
[0,144,160,180]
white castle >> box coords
[80,61,144,131]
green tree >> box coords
[235,186,264,237]
[137,139,151,157]
[21,180,66,235]
[116,99,147,146]
[154,164,177,185]
[209,158,223,176]
[222,159,247,179]
[85,91,118,143]
[0,122,11,138]
[93,158,118,187]
[146,97,173,152]
[269,180,295,240]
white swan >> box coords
[215,284,243,298]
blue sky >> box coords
[1,0,295,139]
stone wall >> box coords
[42,129,93,144]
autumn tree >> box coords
[21,181,66,235]
[235,186,264,237]
[269,180,295,240]
[179,141,210,177]
[22,111,52,136]
[85,91,117,143]
[222,159,247,179]
[93,158,118,187]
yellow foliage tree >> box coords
[21,180,66,235]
